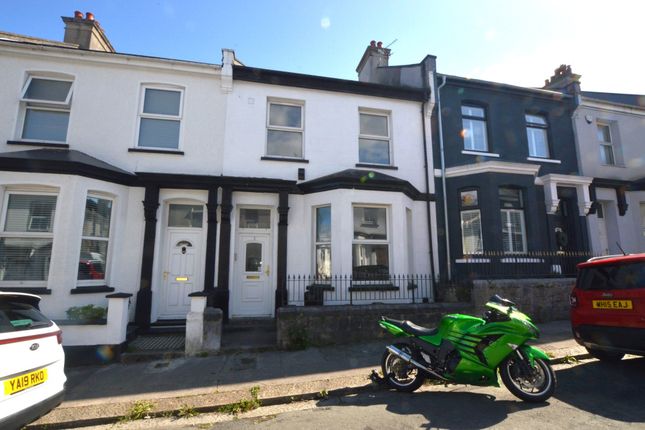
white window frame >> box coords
[18,75,74,144]
[461,105,488,152]
[266,99,304,159]
[358,110,392,165]
[460,209,483,255]
[597,123,616,166]
[77,194,115,287]
[313,205,332,281]
[352,205,390,279]
[135,84,184,151]
[501,209,527,254]
[525,114,550,158]
[0,190,58,286]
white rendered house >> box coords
[0,13,439,346]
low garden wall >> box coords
[471,278,576,322]
[276,302,473,349]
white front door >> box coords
[160,230,203,318]
[596,202,609,255]
[233,233,273,317]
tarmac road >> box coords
[80,356,645,429]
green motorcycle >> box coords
[379,295,556,402]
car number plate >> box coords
[592,300,633,310]
[4,368,48,395]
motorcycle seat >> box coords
[383,317,438,337]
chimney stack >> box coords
[356,40,391,83]
[543,64,581,96]
[62,11,115,52]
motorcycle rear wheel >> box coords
[500,356,556,402]
[381,342,426,392]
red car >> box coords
[570,253,645,361]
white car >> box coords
[0,292,66,429]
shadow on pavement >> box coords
[553,356,645,423]
[317,390,547,429]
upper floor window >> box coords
[137,87,183,150]
[359,111,391,165]
[0,193,57,282]
[20,76,73,143]
[499,188,527,253]
[461,105,488,152]
[353,206,389,280]
[597,123,615,166]
[525,114,549,158]
[267,101,303,158]
[78,195,112,283]
[314,206,331,280]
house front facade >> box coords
[435,69,593,280]
[572,90,645,255]
[0,16,438,334]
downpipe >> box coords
[386,344,448,381]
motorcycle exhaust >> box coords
[386,345,448,381]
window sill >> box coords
[7,140,69,148]
[349,283,398,292]
[527,157,561,164]
[0,287,52,294]
[261,156,309,163]
[600,163,626,168]
[355,163,398,170]
[307,283,335,292]
[461,150,500,158]
[129,148,184,155]
[455,258,490,263]
[70,285,115,295]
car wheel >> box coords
[586,347,624,362]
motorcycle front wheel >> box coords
[381,342,426,392]
[500,355,556,402]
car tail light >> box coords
[56,330,63,344]
[569,292,578,308]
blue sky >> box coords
[1,1,643,94]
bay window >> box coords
[352,206,389,279]
[500,188,527,253]
[0,193,57,282]
[77,196,112,283]
[314,206,331,280]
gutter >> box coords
[436,75,451,280]
[420,60,436,294]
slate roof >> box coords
[582,91,645,108]
[0,148,135,185]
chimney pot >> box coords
[370,40,376,47]
[85,12,95,21]
[74,10,83,19]
[377,41,382,48]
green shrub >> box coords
[66,304,107,321]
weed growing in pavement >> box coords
[121,400,154,421]
[218,386,261,415]
[561,354,579,364]
[177,404,199,418]
[317,389,329,399]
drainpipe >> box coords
[421,99,436,288]
[436,75,451,280]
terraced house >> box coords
[0,13,439,351]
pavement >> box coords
[28,320,587,429]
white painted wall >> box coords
[574,101,645,255]
[0,43,227,176]
[224,81,432,193]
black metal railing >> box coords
[286,273,434,306]
[452,250,593,280]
